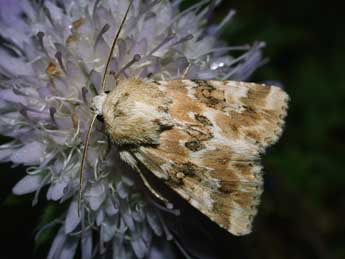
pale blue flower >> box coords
[0,0,264,258]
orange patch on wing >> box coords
[200,145,233,170]
[241,84,271,108]
[170,97,202,123]
[158,128,190,162]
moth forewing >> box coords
[98,78,288,235]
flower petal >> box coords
[64,200,80,234]
[96,208,105,226]
[12,174,44,195]
[0,49,34,76]
[48,227,66,259]
[59,237,79,259]
[10,141,45,165]
[0,148,13,161]
[85,182,106,211]
[116,181,128,199]
[81,229,93,259]
[131,237,147,259]
[47,180,68,201]
[122,207,135,232]
[147,210,163,236]
[105,197,119,216]
[101,217,117,242]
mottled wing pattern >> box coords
[132,80,288,235]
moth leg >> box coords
[137,170,172,206]
[181,61,192,79]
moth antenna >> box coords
[101,0,134,92]
[78,0,134,216]
[78,114,97,215]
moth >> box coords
[79,0,289,236]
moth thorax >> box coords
[92,93,107,115]
[100,79,173,146]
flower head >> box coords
[0,0,264,258]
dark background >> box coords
[1,0,344,258]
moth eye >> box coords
[104,90,110,94]
[96,114,104,122]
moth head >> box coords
[91,92,108,117]
[78,0,134,214]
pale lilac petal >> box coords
[132,207,145,222]
[0,0,33,29]
[10,141,46,165]
[122,207,135,231]
[116,181,128,199]
[147,242,175,259]
[147,210,163,236]
[101,217,117,242]
[49,132,70,146]
[64,200,81,234]
[131,237,147,259]
[142,223,152,243]
[105,197,119,216]
[85,182,106,211]
[121,175,134,186]
[89,70,102,92]
[12,174,44,195]
[0,49,34,76]
[45,2,64,23]
[0,148,12,161]
[47,180,68,201]
[59,237,78,259]
[48,227,66,259]
[96,208,105,226]
[116,217,128,234]
[81,229,93,259]
[0,89,28,105]
[113,236,127,258]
